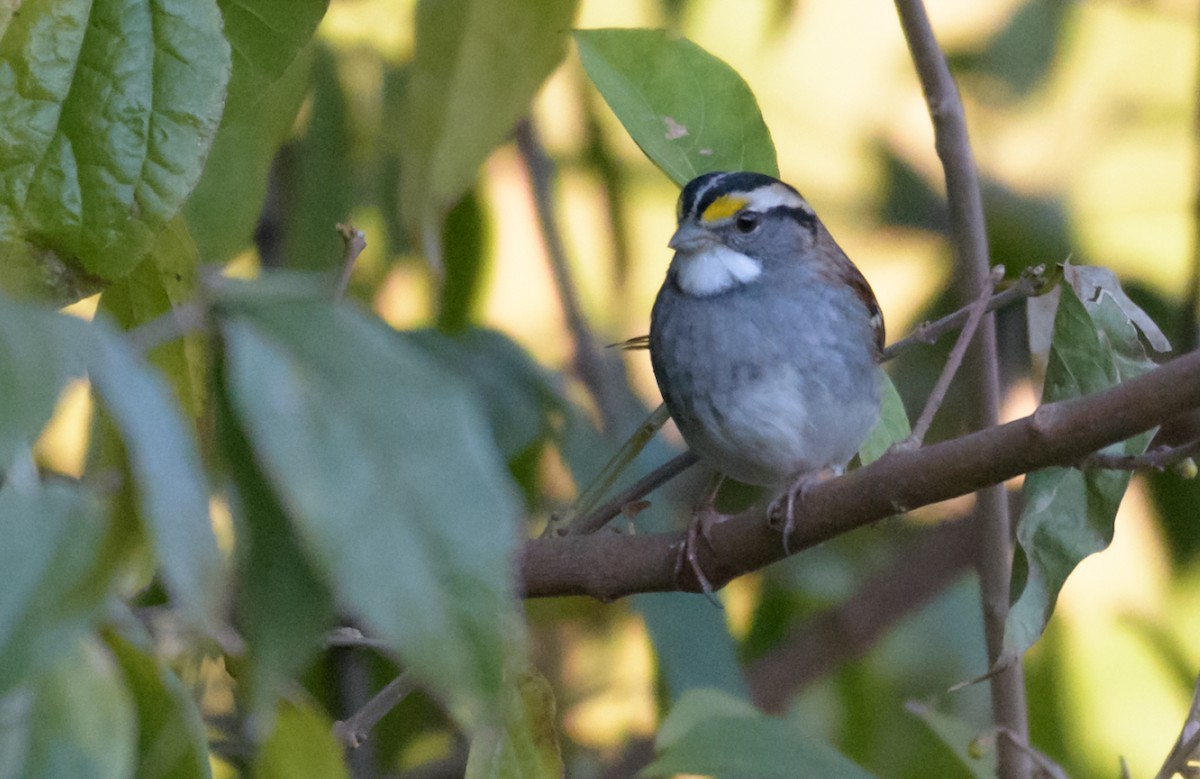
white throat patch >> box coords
[676,245,762,296]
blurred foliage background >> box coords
[26,0,1200,776]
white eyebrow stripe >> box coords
[686,173,731,218]
[743,182,806,212]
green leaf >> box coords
[88,319,222,631]
[185,44,314,265]
[0,0,230,279]
[219,293,526,728]
[0,297,90,469]
[0,484,114,695]
[438,190,489,333]
[0,638,137,779]
[950,0,1072,100]
[574,28,778,186]
[905,701,994,779]
[859,371,909,466]
[465,669,564,779]
[1005,281,1158,657]
[279,43,353,271]
[642,689,874,779]
[401,0,579,248]
[407,327,560,463]
[97,217,206,417]
[216,0,329,121]
[104,633,212,779]
[654,687,760,750]
[249,698,348,779]
[216,376,333,727]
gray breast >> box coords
[649,271,881,486]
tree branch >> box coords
[515,119,623,429]
[880,264,1053,361]
[519,348,1200,601]
[333,672,416,749]
[892,2,1029,775]
[1081,438,1200,472]
[899,265,1002,448]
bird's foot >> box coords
[769,468,840,556]
[673,504,728,607]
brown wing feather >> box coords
[610,334,651,351]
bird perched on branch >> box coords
[648,171,885,593]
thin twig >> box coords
[334,223,367,302]
[881,264,1054,361]
[544,405,672,537]
[570,451,700,537]
[995,729,1071,779]
[515,119,620,428]
[126,299,207,355]
[333,672,416,749]
[1081,438,1200,471]
[898,265,1004,448]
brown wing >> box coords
[841,261,885,358]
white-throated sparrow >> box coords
[649,171,885,567]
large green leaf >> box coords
[88,318,222,631]
[0,484,115,695]
[278,43,353,271]
[905,701,994,779]
[185,45,314,266]
[216,0,328,120]
[574,28,778,186]
[400,0,579,252]
[642,688,874,778]
[216,375,334,726]
[0,0,230,280]
[104,632,212,779]
[858,371,910,466]
[1005,280,1161,657]
[0,638,137,779]
[465,669,563,779]
[0,297,90,469]
[219,292,526,727]
[408,327,560,463]
[249,698,347,779]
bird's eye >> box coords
[734,212,760,234]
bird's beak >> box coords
[668,222,713,253]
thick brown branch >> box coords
[519,349,1200,600]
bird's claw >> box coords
[673,507,725,607]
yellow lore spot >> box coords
[701,195,747,223]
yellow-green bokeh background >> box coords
[40,0,1200,775]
